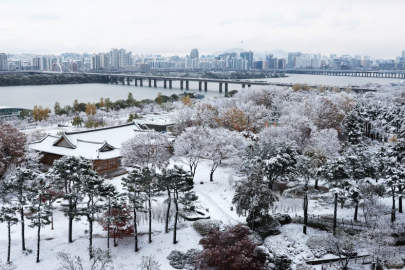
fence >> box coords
[295,213,405,233]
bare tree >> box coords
[137,254,161,270]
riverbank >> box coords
[0,73,109,86]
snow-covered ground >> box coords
[1,153,394,269]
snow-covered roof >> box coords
[29,122,150,160]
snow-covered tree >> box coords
[244,141,298,190]
[0,124,28,176]
[1,167,37,251]
[48,156,94,243]
[77,174,111,259]
[376,146,405,222]
[137,254,161,270]
[0,204,18,264]
[26,175,52,263]
[161,165,197,244]
[174,126,206,179]
[196,224,266,270]
[121,168,147,252]
[305,128,341,159]
[99,197,133,248]
[232,160,276,230]
[121,131,172,170]
[122,167,158,244]
[342,109,363,145]
[202,127,247,182]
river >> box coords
[1,74,403,109]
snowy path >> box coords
[196,190,238,225]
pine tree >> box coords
[127,92,135,107]
[48,156,95,243]
[232,160,276,230]
[162,165,197,244]
[78,174,111,259]
[391,138,405,212]
[342,110,363,145]
[0,204,18,264]
[376,146,405,222]
[121,168,147,252]
[244,141,298,190]
[1,167,37,251]
[27,175,52,263]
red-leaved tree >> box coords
[0,123,27,176]
[99,204,133,247]
[196,224,267,270]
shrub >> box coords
[385,257,404,269]
[167,249,200,269]
[196,224,267,270]
[193,220,222,236]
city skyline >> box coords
[1,0,404,58]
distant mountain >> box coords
[212,48,245,56]
[212,48,288,59]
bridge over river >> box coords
[82,72,377,93]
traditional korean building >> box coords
[29,122,151,174]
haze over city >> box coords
[1,0,404,58]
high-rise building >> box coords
[278,58,286,69]
[287,52,302,68]
[190,48,199,59]
[0,53,8,71]
[119,49,127,68]
[31,56,41,70]
[110,48,120,69]
[240,51,253,70]
[269,58,278,69]
[91,54,101,70]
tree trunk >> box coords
[165,188,171,234]
[399,195,403,214]
[314,179,319,190]
[133,209,139,252]
[391,190,396,223]
[68,198,73,243]
[7,223,11,263]
[354,202,358,221]
[148,198,152,244]
[173,194,179,244]
[68,216,73,243]
[268,181,273,190]
[189,165,194,178]
[303,192,308,234]
[210,162,218,182]
[20,206,26,251]
[36,218,41,263]
[333,193,337,236]
[107,200,111,249]
[89,218,93,259]
[51,212,54,230]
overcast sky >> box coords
[1,0,404,58]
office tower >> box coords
[278,58,286,69]
[0,53,7,71]
[91,54,101,70]
[269,58,278,69]
[110,48,119,69]
[190,48,199,59]
[287,52,302,68]
[119,49,127,68]
[240,51,253,70]
[31,56,41,70]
